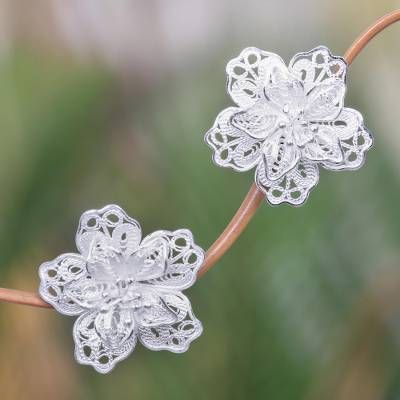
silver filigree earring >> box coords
[38,204,204,373]
[205,46,373,205]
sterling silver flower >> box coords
[205,46,373,205]
[39,205,204,373]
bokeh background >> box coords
[0,1,400,399]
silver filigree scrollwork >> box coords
[39,205,204,373]
[205,46,373,206]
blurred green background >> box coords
[0,1,400,399]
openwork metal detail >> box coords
[39,205,204,373]
[205,46,373,205]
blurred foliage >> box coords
[0,51,114,268]
[0,1,400,399]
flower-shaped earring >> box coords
[38,205,204,373]
[205,46,373,205]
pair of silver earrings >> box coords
[38,46,372,373]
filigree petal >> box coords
[205,107,264,171]
[302,127,343,163]
[75,205,142,281]
[138,292,202,353]
[256,158,319,205]
[289,46,347,93]
[127,237,168,281]
[65,277,120,310]
[39,253,87,315]
[133,291,185,327]
[94,307,135,350]
[226,47,287,108]
[76,205,142,259]
[230,101,281,139]
[322,126,373,171]
[139,229,204,290]
[329,107,364,140]
[264,71,305,112]
[73,310,136,374]
[304,78,345,121]
[263,128,301,181]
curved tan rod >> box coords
[0,10,400,309]
[198,183,264,277]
